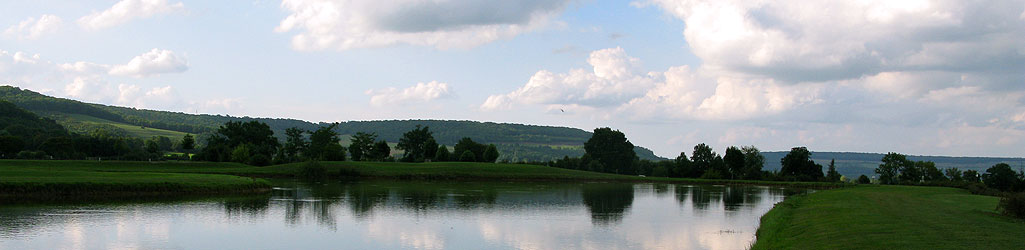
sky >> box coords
[2,0,1024,158]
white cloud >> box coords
[482,47,659,110]
[109,48,188,77]
[78,0,185,30]
[274,0,571,51]
[4,14,63,40]
[1,50,186,110]
[483,47,818,120]
[367,81,453,106]
[639,0,1025,82]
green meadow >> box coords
[752,185,1025,249]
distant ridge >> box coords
[0,86,666,162]
[761,151,1025,178]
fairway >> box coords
[752,185,1025,249]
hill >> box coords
[761,151,1025,178]
[0,86,665,162]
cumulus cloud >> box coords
[482,47,659,110]
[109,48,189,77]
[275,0,571,51]
[4,14,63,40]
[638,0,1025,82]
[78,0,185,30]
[367,81,453,106]
[483,47,819,120]
[1,50,185,110]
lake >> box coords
[0,180,806,250]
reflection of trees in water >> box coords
[675,185,766,212]
[581,183,635,226]
[343,184,390,219]
[652,183,671,198]
[396,188,442,213]
[222,195,271,218]
[276,182,343,229]
[455,189,498,209]
[722,187,747,211]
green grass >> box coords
[64,113,190,139]
[752,185,1025,249]
[0,160,844,194]
[0,160,269,198]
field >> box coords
[752,185,1025,249]
[58,113,191,139]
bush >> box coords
[297,161,327,180]
[248,154,271,166]
[857,175,871,184]
[458,150,476,162]
[998,192,1025,219]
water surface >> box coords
[0,180,805,250]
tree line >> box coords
[192,122,501,165]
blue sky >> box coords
[2,0,1025,158]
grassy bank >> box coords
[0,160,843,199]
[0,160,270,199]
[752,185,1025,249]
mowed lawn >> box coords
[753,185,1025,249]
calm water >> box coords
[0,180,805,250]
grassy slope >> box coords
[63,113,190,138]
[753,185,1025,249]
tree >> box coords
[0,136,24,158]
[875,152,906,185]
[741,146,764,180]
[152,136,173,152]
[482,144,500,163]
[673,152,694,178]
[826,159,841,182]
[396,125,434,162]
[231,144,251,163]
[946,167,964,182]
[307,123,341,160]
[898,159,924,183]
[283,127,307,161]
[198,121,279,164]
[145,140,160,154]
[690,143,717,177]
[180,134,195,152]
[781,147,823,181]
[920,161,945,182]
[453,137,486,163]
[723,146,745,179]
[424,138,438,161]
[963,170,981,183]
[369,140,391,161]
[583,128,637,175]
[983,163,1018,192]
[322,143,347,161]
[434,145,451,162]
[348,132,377,161]
[857,175,871,184]
[459,150,476,162]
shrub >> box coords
[16,150,47,159]
[458,150,476,162]
[857,175,871,184]
[248,154,271,166]
[998,192,1025,219]
[297,161,327,180]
